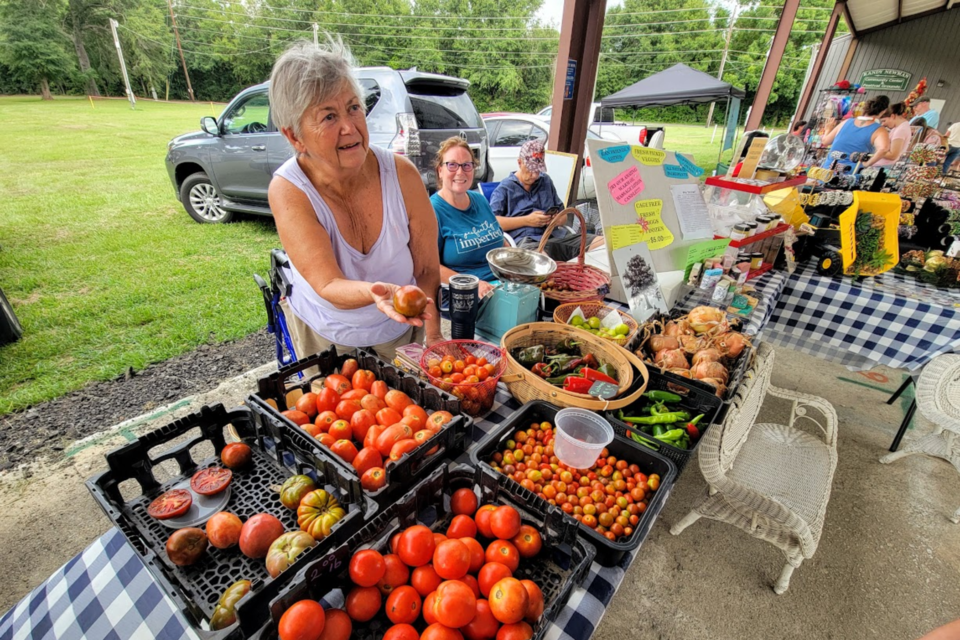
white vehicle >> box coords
[537,103,660,147]
[481,113,611,200]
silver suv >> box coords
[165,68,489,223]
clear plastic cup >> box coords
[553,408,615,469]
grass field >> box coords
[0,96,765,416]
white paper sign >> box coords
[610,242,669,323]
[670,184,714,240]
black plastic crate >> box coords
[605,370,723,472]
[470,400,676,567]
[628,310,753,403]
[250,346,473,510]
[85,403,372,639]
[251,464,595,640]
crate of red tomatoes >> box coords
[470,400,677,567]
[85,403,374,639]
[249,464,595,640]
[249,346,474,511]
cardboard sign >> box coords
[608,166,645,205]
[599,145,631,163]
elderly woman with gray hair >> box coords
[269,40,443,361]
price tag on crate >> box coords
[588,381,619,399]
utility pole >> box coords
[166,0,195,101]
[706,4,738,127]
[313,23,319,46]
[109,19,136,109]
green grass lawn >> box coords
[0,96,278,415]
[0,97,768,416]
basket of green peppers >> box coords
[605,385,718,476]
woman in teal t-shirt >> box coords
[431,137,504,298]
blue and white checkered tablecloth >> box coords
[0,386,653,640]
[671,268,788,338]
[765,260,960,371]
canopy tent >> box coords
[600,64,746,109]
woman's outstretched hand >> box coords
[370,282,434,327]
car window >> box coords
[531,125,547,143]
[221,92,270,135]
[407,87,482,129]
[541,107,552,118]
[359,78,381,115]
[493,120,534,147]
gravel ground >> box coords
[0,330,275,470]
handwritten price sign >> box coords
[634,199,674,250]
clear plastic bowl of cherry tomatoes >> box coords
[420,340,506,417]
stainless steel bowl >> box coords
[486,247,558,285]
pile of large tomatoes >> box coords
[423,353,498,416]
[280,357,456,491]
[488,421,662,543]
[278,489,548,640]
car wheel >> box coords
[180,172,232,223]
[0,286,23,346]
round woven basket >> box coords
[537,208,611,305]
[553,302,639,348]
[500,322,648,410]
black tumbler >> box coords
[448,275,480,340]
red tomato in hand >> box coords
[352,370,376,392]
[386,585,422,624]
[433,539,471,580]
[451,488,478,516]
[278,600,325,640]
[349,549,386,587]
[397,524,436,567]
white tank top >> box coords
[276,145,415,347]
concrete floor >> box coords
[1,346,958,639]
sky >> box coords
[535,0,625,28]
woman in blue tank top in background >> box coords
[267,39,444,361]
[820,95,891,171]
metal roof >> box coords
[842,0,959,35]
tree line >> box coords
[0,0,841,125]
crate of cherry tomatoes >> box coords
[85,403,374,639]
[250,464,596,640]
[249,346,474,511]
[470,400,677,567]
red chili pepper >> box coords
[580,367,618,385]
[563,376,594,394]
[685,414,704,438]
[531,362,554,378]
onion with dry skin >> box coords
[679,334,716,354]
[691,361,729,383]
[687,306,728,334]
[648,335,679,353]
[716,332,749,359]
[698,377,728,398]
[668,368,692,378]
[692,348,722,366]
[654,348,689,370]
[663,319,694,337]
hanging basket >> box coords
[537,208,611,305]
[500,322,648,411]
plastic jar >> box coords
[750,253,764,270]
[744,222,759,237]
[730,224,750,241]
[756,215,774,231]
[554,409,614,469]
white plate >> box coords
[157,477,232,529]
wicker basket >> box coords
[537,208,611,305]
[553,302,639,348]
[500,322,648,411]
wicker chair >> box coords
[880,354,960,523]
[671,343,839,594]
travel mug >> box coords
[448,275,480,340]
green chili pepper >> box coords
[598,363,619,382]
[516,345,544,367]
[652,424,666,437]
[643,391,683,403]
[655,428,686,442]
[629,432,658,450]
[546,373,575,386]
[621,412,688,425]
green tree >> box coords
[0,0,77,99]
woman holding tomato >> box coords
[268,39,444,361]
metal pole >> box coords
[706,4,737,127]
[166,0,195,101]
[108,19,136,109]
[313,23,319,46]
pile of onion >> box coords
[637,306,751,397]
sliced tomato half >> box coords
[147,488,193,520]
[190,467,233,496]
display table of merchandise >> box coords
[765,259,960,371]
[670,268,789,338]
[0,387,640,640]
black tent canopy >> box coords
[600,63,746,109]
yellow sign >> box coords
[737,137,767,179]
[605,199,674,250]
[631,147,666,166]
